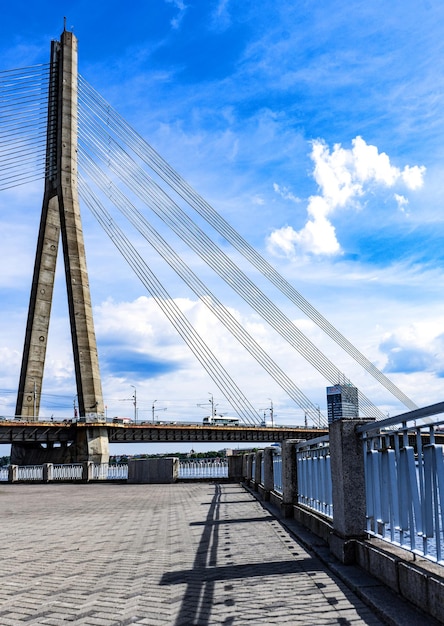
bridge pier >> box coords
[74,426,109,464]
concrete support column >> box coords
[254,450,263,490]
[128,457,179,483]
[82,461,94,482]
[263,447,274,501]
[281,439,299,518]
[76,426,109,464]
[43,463,53,482]
[8,465,18,483]
[329,418,374,564]
[227,455,243,481]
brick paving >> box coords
[0,482,391,625]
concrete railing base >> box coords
[354,537,444,624]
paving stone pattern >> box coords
[0,483,386,625]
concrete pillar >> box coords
[128,457,179,483]
[43,463,54,482]
[329,418,374,564]
[263,447,274,501]
[8,465,18,483]
[15,30,106,441]
[254,450,263,490]
[281,439,299,518]
[76,426,109,464]
[227,455,243,480]
[82,461,94,482]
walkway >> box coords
[0,482,431,625]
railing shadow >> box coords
[160,484,325,626]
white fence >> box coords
[178,459,228,479]
[17,465,43,481]
[0,459,228,481]
[93,463,128,480]
[53,464,83,480]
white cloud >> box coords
[273,183,301,204]
[394,193,409,214]
[267,136,426,258]
[380,322,444,376]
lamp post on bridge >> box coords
[151,400,167,423]
[131,385,137,424]
[267,398,274,427]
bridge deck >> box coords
[0,421,326,444]
[0,482,430,625]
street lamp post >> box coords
[152,399,157,422]
[131,385,137,423]
[267,398,274,427]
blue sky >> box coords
[1,1,444,453]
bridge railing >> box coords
[272,453,282,493]
[178,459,228,479]
[18,465,44,481]
[359,415,444,564]
[241,410,444,623]
[0,458,230,482]
[92,463,128,480]
[243,413,444,567]
[296,435,332,518]
[53,464,83,480]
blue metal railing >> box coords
[272,454,283,493]
[359,409,444,565]
[296,435,332,518]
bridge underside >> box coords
[7,424,109,465]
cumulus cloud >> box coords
[380,324,444,376]
[267,136,426,258]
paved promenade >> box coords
[0,482,432,625]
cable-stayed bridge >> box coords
[0,29,418,462]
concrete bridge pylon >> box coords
[13,29,109,465]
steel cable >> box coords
[77,76,416,412]
[78,95,385,419]
[78,175,261,425]
[79,151,328,426]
